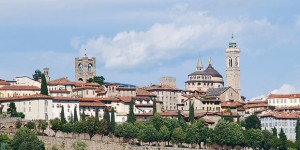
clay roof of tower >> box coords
[0,85,40,91]
[48,77,75,85]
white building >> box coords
[260,111,298,141]
[14,76,41,88]
[0,85,40,98]
[267,94,300,108]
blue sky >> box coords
[1,0,300,100]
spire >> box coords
[229,33,237,48]
[196,57,203,71]
[208,56,212,65]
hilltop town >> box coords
[0,36,299,150]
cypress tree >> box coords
[74,106,78,122]
[127,98,136,123]
[104,108,110,132]
[95,108,99,122]
[153,97,157,115]
[296,119,300,140]
[40,74,48,95]
[82,108,86,121]
[189,100,194,123]
[60,105,66,124]
[177,110,182,120]
[272,127,278,137]
[111,108,116,133]
[279,128,287,150]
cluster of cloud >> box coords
[79,5,278,69]
[249,84,300,101]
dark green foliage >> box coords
[188,100,194,123]
[171,127,185,147]
[11,128,45,150]
[122,122,139,142]
[138,124,159,144]
[98,120,109,136]
[86,117,98,140]
[60,105,66,124]
[50,118,61,136]
[73,121,86,136]
[110,108,116,133]
[245,114,261,130]
[272,127,278,137]
[16,112,25,118]
[159,125,170,143]
[16,120,22,129]
[88,76,105,85]
[244,129,263,150]
[74,107,78,122]
[153,98,157,115]
[296,118,300,140]
[32,69,42,81]
[95,108,99,122]
[82,109,86,121]
[127,98,136,123]
[25,121,35,130]
[40,74,49,95]
[223,109,234,122]
[37,120,48,136]
[7,102,17,117]
[177,111,182,120]
[114,124,124,141]
[279,128,287,150]
[0,134,11,149]
[61,122,73,135]
[150,113,163,131]
[262,130,274,150]
[104,108,110,133]
[185,124,197,145]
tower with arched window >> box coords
[75,54,96,82]
[226,34,241,99]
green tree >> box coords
[171,127,185,147]
[279,128,287,150]
[177,111,182,120]
[296,118,300,140]
[159,125,170,145]
[103,108,110,133]
[7,102,17,117]
[244,129,264,150]
[88,76,105,85]
[245,114,261,130]
[114,124,124,142]
[110,108,116,134]
[227,122,245,149]
[50,118,61,136]
[185,124,197,147]
[25,121,36,130]
[127,98,136,123]
[272,127,278,137]
[95,108,99,122]
[16,119,22,129]
[32,69,42,81]
[138,124,159,145]
[72,140,88,150]
[188,100,194,123]
[62,122,73,136]
[212,120,229,149]
[60,105,66,124]
[98,120,109,136]
[262,130,273,150]
[82,109,86,121]
[0,134,11,150]
[74,107,78,122]
[85,117,98,140]
[271,136,281,149]
[153,98,157,115]
[122,122,139,144]
[73,121,86,137]
[223,108,234,122]
[11,128,45,150]
[150,113,163,131]
[195,119,208,148]
[40,73,49,95]
[16,112,25,118]
[37,120,48,136]
[163,118,180,145]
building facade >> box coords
[226,35,241,98]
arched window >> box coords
[235,57,239,67]
[78,64,83,74]
[229,58,233,67]
[88,63,93,73]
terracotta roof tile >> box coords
[52,97,81,101]
[136,88,156,97]
[0,94,51,101]
[75,82,100,87]
[117,96,132,103]
[268,94,300,99]
[79,101,106,107]
[0,85,40,91]
[0,80,10,85]
[72,87,97,91]
[260,111,300,119]
[116,87,136,90]
[144,84,182,91]
[49,90,70,93]
[48,77,75,85]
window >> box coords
[29,107,31,112]
[29,102,31,105]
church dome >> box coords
[204,64,223,78]
[188,70,208,76]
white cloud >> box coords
[79,8,277,69]
[270,84,300,94]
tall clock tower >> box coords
[226,34,241,99]
[75,53,96,82]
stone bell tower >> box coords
[75,52,96,82]
[226,34,241,98]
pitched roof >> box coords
[49,90,70,93]
[144,84,182,91]
[75,82,100,87]
[117,96,132,103]
[136,88,156,97]
[72,87,97,91]
[260,112,300,119]
[52,97,81,101]
[0,85,40,91]
[48,77,75,85]
[79,101,106,107]
[268,94,300,99]
[206,87,230,96]
[0,80,10,85]
[0,94,51,101]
